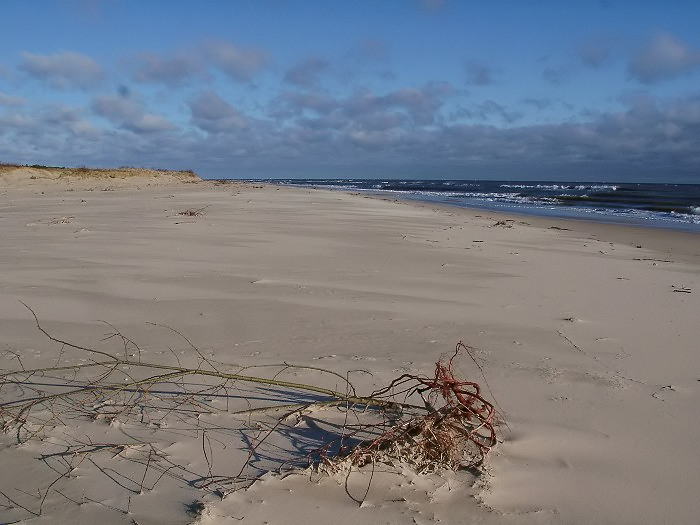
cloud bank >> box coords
[1,31,699,182]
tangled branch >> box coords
[317,342,497,475]
[0,306,500,518]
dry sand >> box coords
[1,168,698,524]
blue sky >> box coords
[1,1,699,181]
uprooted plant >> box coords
[318,345,497,475]
[0,305,499,517]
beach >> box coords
[1,168,699,524]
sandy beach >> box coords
[1,168,698,524]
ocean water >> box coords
[255,179,700,233]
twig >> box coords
[0,490,40,518]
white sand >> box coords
[1,170,698,524]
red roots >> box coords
[323,342,498,473]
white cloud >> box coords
[455,100,523,124]
[542,65,574,85]
[347,39,390,63]
[40,104,99,138]
[92,94,174,134]
[92,95,136,119]
[0,91,26,106]
[204,41,269,82]
[188,91,247,133]
[340,84,451,126]
[0,111,34,130]
[272,91,338,117]
[19,51,103,89]
[283,58,329,88]
[628,33,700,84]
[130,52,203,85]
[465,61,493,85]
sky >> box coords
[1,1,700,182]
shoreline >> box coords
[250,178,700,235]
[394,195,700,262]
[283,182,700,263]
[1,176,698,524]
[223,179,700,262]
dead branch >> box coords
[176,205,209,217]
[0,306,500,518]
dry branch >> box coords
[176,205,209,217]
[0,306,499,517]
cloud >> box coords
[456,100,522,124]
[0,103,100,166]
[465,61,493,86]
[40,104,99,138]
[542,65,573,85]
[0,91,26,106]
[204,41,269,82]
[385,85,449,125]
[348,128,405,150]
[92,94,174,134]
[188,91,247,133]
[272,82,452,136]
[283,58,329,88]
[0,111,34,131]
[92,95,140,121]
[272,91,338,118]
[19,51,103,89]
[628,33,700,84]
[521,98,553,111]
[3,58,699,180]
[126,40,269,86]
[343,83,452,126]
[347,39,390,63]
[130,52,203,85]
[264,89,700,178]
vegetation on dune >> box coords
[0,162,199,180]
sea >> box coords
[250,179,700,233]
